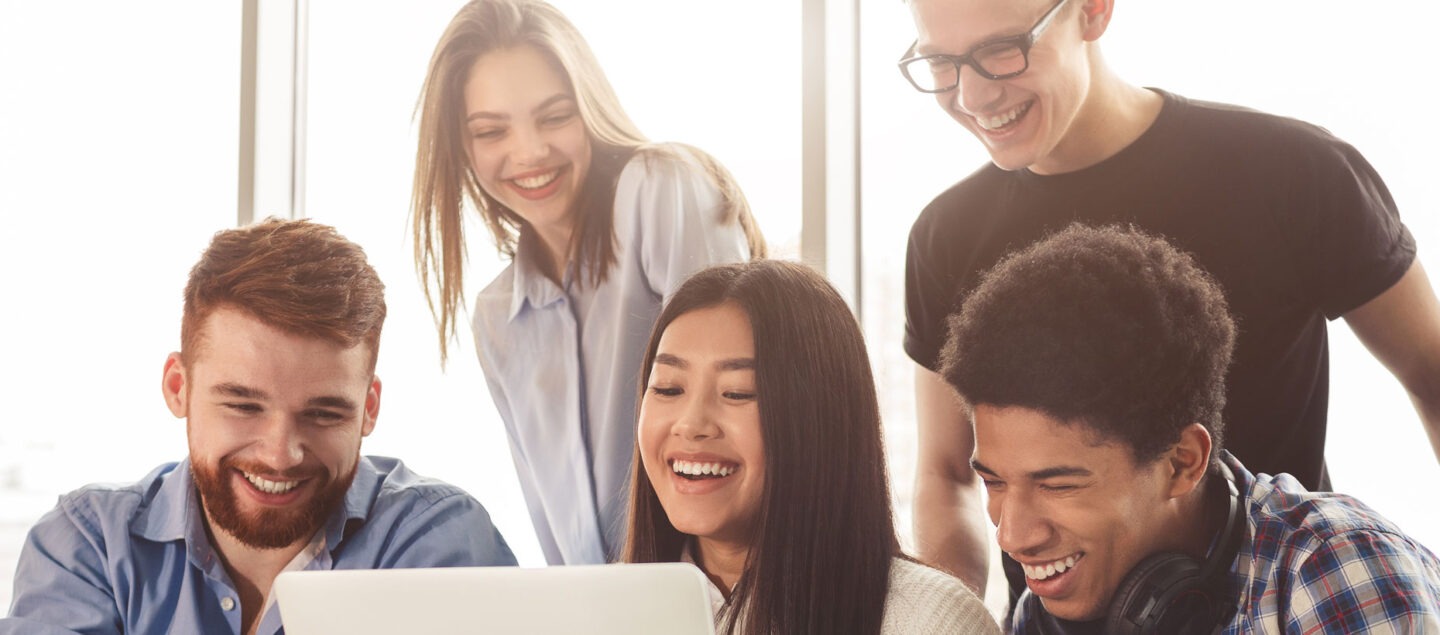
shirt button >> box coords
[221,597,236,611]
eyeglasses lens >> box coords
[902,42,1028,93]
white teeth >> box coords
[977,101,1032,131]
[244,472,300,495]
[1022,554,1081,581]
[512,170,559,190]
[671,460,736,477]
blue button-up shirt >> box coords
[472,146,754,565]
[2,456,516,634]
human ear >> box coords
[1164,423,1213,498]
[1077,0,1115,41]
[361,376,381,437]
[161,353,188,418]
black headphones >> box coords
[1022,461,1245,635]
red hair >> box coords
[180,218,387,370]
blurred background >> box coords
[2,0,1437,614]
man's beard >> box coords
[191,455,356,550]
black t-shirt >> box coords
[905,89,1415,490]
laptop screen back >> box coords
[273,563,717,635]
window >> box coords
[0,1,240,609]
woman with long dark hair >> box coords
[625,260,997,634]
[412,0,766,565]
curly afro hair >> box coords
[940,223,1236,466]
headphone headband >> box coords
[1196,461,1243,586]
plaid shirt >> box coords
[1221,451,1440,633]
[1011,452,1440,634]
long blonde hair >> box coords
[411,0,765,362]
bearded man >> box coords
[3,219,515,635]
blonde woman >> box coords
[412,0,766,565]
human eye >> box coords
[471,126,505,140]
[648,384,683,398]
[974,41,1023,60]
[539,110,577,128]
[981,478,1005,492]
[922,56,958,81]
[1038,482,1082,493]
[222,402,262,415]
[304,409,348,425]
[721,389,756,402]
[972,41,1026,75]
[923,56,953,72]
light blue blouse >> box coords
[472,146,754,564]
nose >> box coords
[254,415,305,472]
[673,392,722,441]
[949,65,1006,117]
[992,490,1052,558]
[511,124,551,167]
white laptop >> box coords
[273,563,717,635]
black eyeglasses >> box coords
[898,0,1069,93]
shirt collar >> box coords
[327,456,381,548]
[507,241,568,322]
[128,459,228,579]
[1220,450,1256,492]
[130,458,197,543]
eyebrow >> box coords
[465,93,575,123]
[653,353,756,372]
[913,17,1032,58]
[213,383,268,400]
[970,459,1093,481]
[307,396,359,412]
[717,358,756,371]
[211,383,357,411]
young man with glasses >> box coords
[899,0,1440,610]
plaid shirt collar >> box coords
[1010,451,1440,633]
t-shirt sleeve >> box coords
[904,209,953,371]
[621,148,753,300]
[1292,134,1415,319]
[2,499,122,635]
[1285,529,1440,632]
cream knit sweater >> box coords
[704,557,1002,634]
[881,559,1001,634]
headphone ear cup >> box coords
[1104,552,1206,635]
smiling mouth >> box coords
[976,100,1033,131]
[510,168,561,190]
[241,471,303,495]
[670,459,738,481]
[1021,552,1082,581]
